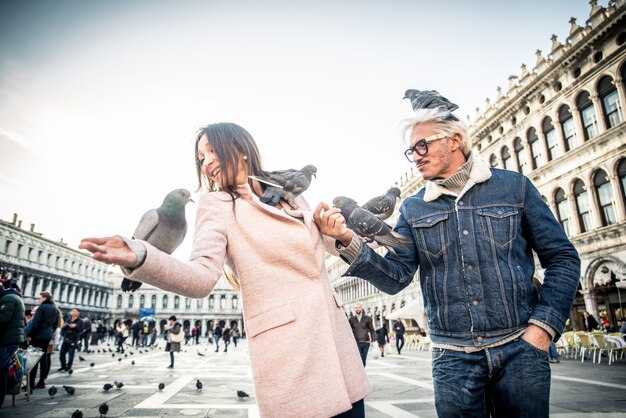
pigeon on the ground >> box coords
[90,362,95,367]
[362,187,402,220]
[196,379,203,391]
[250,165,317,207]
[114,380,124,389]
[333,196,412,252]
[103,383,113,391]
[71,410,83,418]
[131,360,135,365]
[237,390,250,399]
[78,356,86,362]
[48,386,57,397]
[67,369,73,376]
[111,353,115,357]
[197,351,205,357]
[98,402,109,417]
[118,358,122,362]
[158,383,165,391]
[63,385,75,395]
[121,188,193,292]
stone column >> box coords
[591,93,607,134]
[607,173,625,222]
[537,130,549,166]
[615,77,626,122]
[571,106,586,144]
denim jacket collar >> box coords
[424,156,492,202]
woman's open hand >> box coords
[313,202,353,246]
[79,236,137,267]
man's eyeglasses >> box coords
[404,133,447,162]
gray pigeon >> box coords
[249,165,317,207]
[403,89,459,121]
[333,196,411,252]
[362,187,401,220]
[121,189,193,292]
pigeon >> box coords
[98,402,109,417]
[63,385,75,395]
[131,360,135,365]
[249,165,317,207]
[158,383,165,391]
[121,188,193,292]
[333,196,412,251]
[114,380,124,389]
[78,356,86,362]
[48,385,57,397]
[103,383,113,392]
[71,410,83,418]
[68,369,73,376]
[403,89,460,121]
[118,358,122,362]
[197,351,205,357]
[362,187,402,221]
[237,390,250,399]
[196,379,203,391]
[124,354,128,358]
[90,362,95,367]
[111,353,115,357]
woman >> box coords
[375,323,389,358]
[80,122,370,418]
[27,291,59,389]
[164,316,182,368]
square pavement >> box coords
[3,340,626,417]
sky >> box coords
[0,0,600,261]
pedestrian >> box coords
[80,122,370,417]
[27,291,59,389]
[131,320,142,347]
[230,321,240,348]
[618,318,626,334]
[184,327,191,346]
[317,90,581,417]
[81,316,92,352]
[164,316,182,368]
[583,311,599,331]
[195,324,202,345]
[348,304,377,366]
[141,322,149,347]
[222,325,231,352]
[392,320,406,355]
[213,322,223,353]
[58,308,83,373]
[375,323,389,358]
[115,320,127,352]
[149,327,157,347]
[0,273,25,409]
[548,342,560,364]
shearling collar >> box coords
[423,155,492,202]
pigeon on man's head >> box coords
[362,187,402,221]
[71,410,83,418]
[98,402,109,417]
[121,188,193,292]
[48,386,57,397]
[237,390,250,399]
[333,196,411,252]
[196,379,203,391]
[63,385,75,395]
[250,165,317,207]
[103,383,113,392]
[403,89,460,121]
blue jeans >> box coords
[548,342,559,360]
[356,342,370,367]
[432,338,550,418]
[60,340,77,370]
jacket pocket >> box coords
[410,213,450,257]
[478,207,518,247]
[246,304,296,338]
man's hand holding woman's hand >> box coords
[313,203,353,247]
[79,236,137,267]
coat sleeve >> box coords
[124,193,228,298]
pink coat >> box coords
[126,184,371,417]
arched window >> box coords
[598,75,623,128]
[542,117,558,161]
[555,188,571,236]
[117,294,122,308]
[151,295,156,308]
[618,158,626,204]
[489,154,498,168]
[593,169,616,226]
[209,295,215,310]
[185,297,191,309]
[527,127,541,169]
[139,294,145,308]
[162,295,168,309]
[174,296,180,309]
[501,146,514,171]
[559,105,577,152]
[232,296,239,310]
[220,295,226,310]
[573,179,592,233]
[513,138,527,174]
[128,295,134,308]
[577,91,598,140]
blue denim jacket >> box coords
[343,166,580,348]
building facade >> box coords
[328,0,626,333]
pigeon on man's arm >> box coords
[121,189,193,292]
[362,187,401,221]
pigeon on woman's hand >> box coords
[333,196,411,252]
[362,187,401,220]
[250,165,317,207]
[121,189,193,292]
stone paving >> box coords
[2,339,626,417]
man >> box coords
[347,304,376,366]
[0,274,25,408]
[58,308,83,372]
[315,90,581,417]
[81,316,92,352]
[582,311,599,331]
[27,292,59,389]
[618,318,626,334]
[131,320,142,347]
[392,319,406,355]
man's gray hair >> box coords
[401,108,471,157]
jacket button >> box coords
[463,230,469,235]
[476,336,483,343]
[472,300,479,306]
[467,264,474,272]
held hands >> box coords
[313,202,353,247]
[79,236,137,267]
